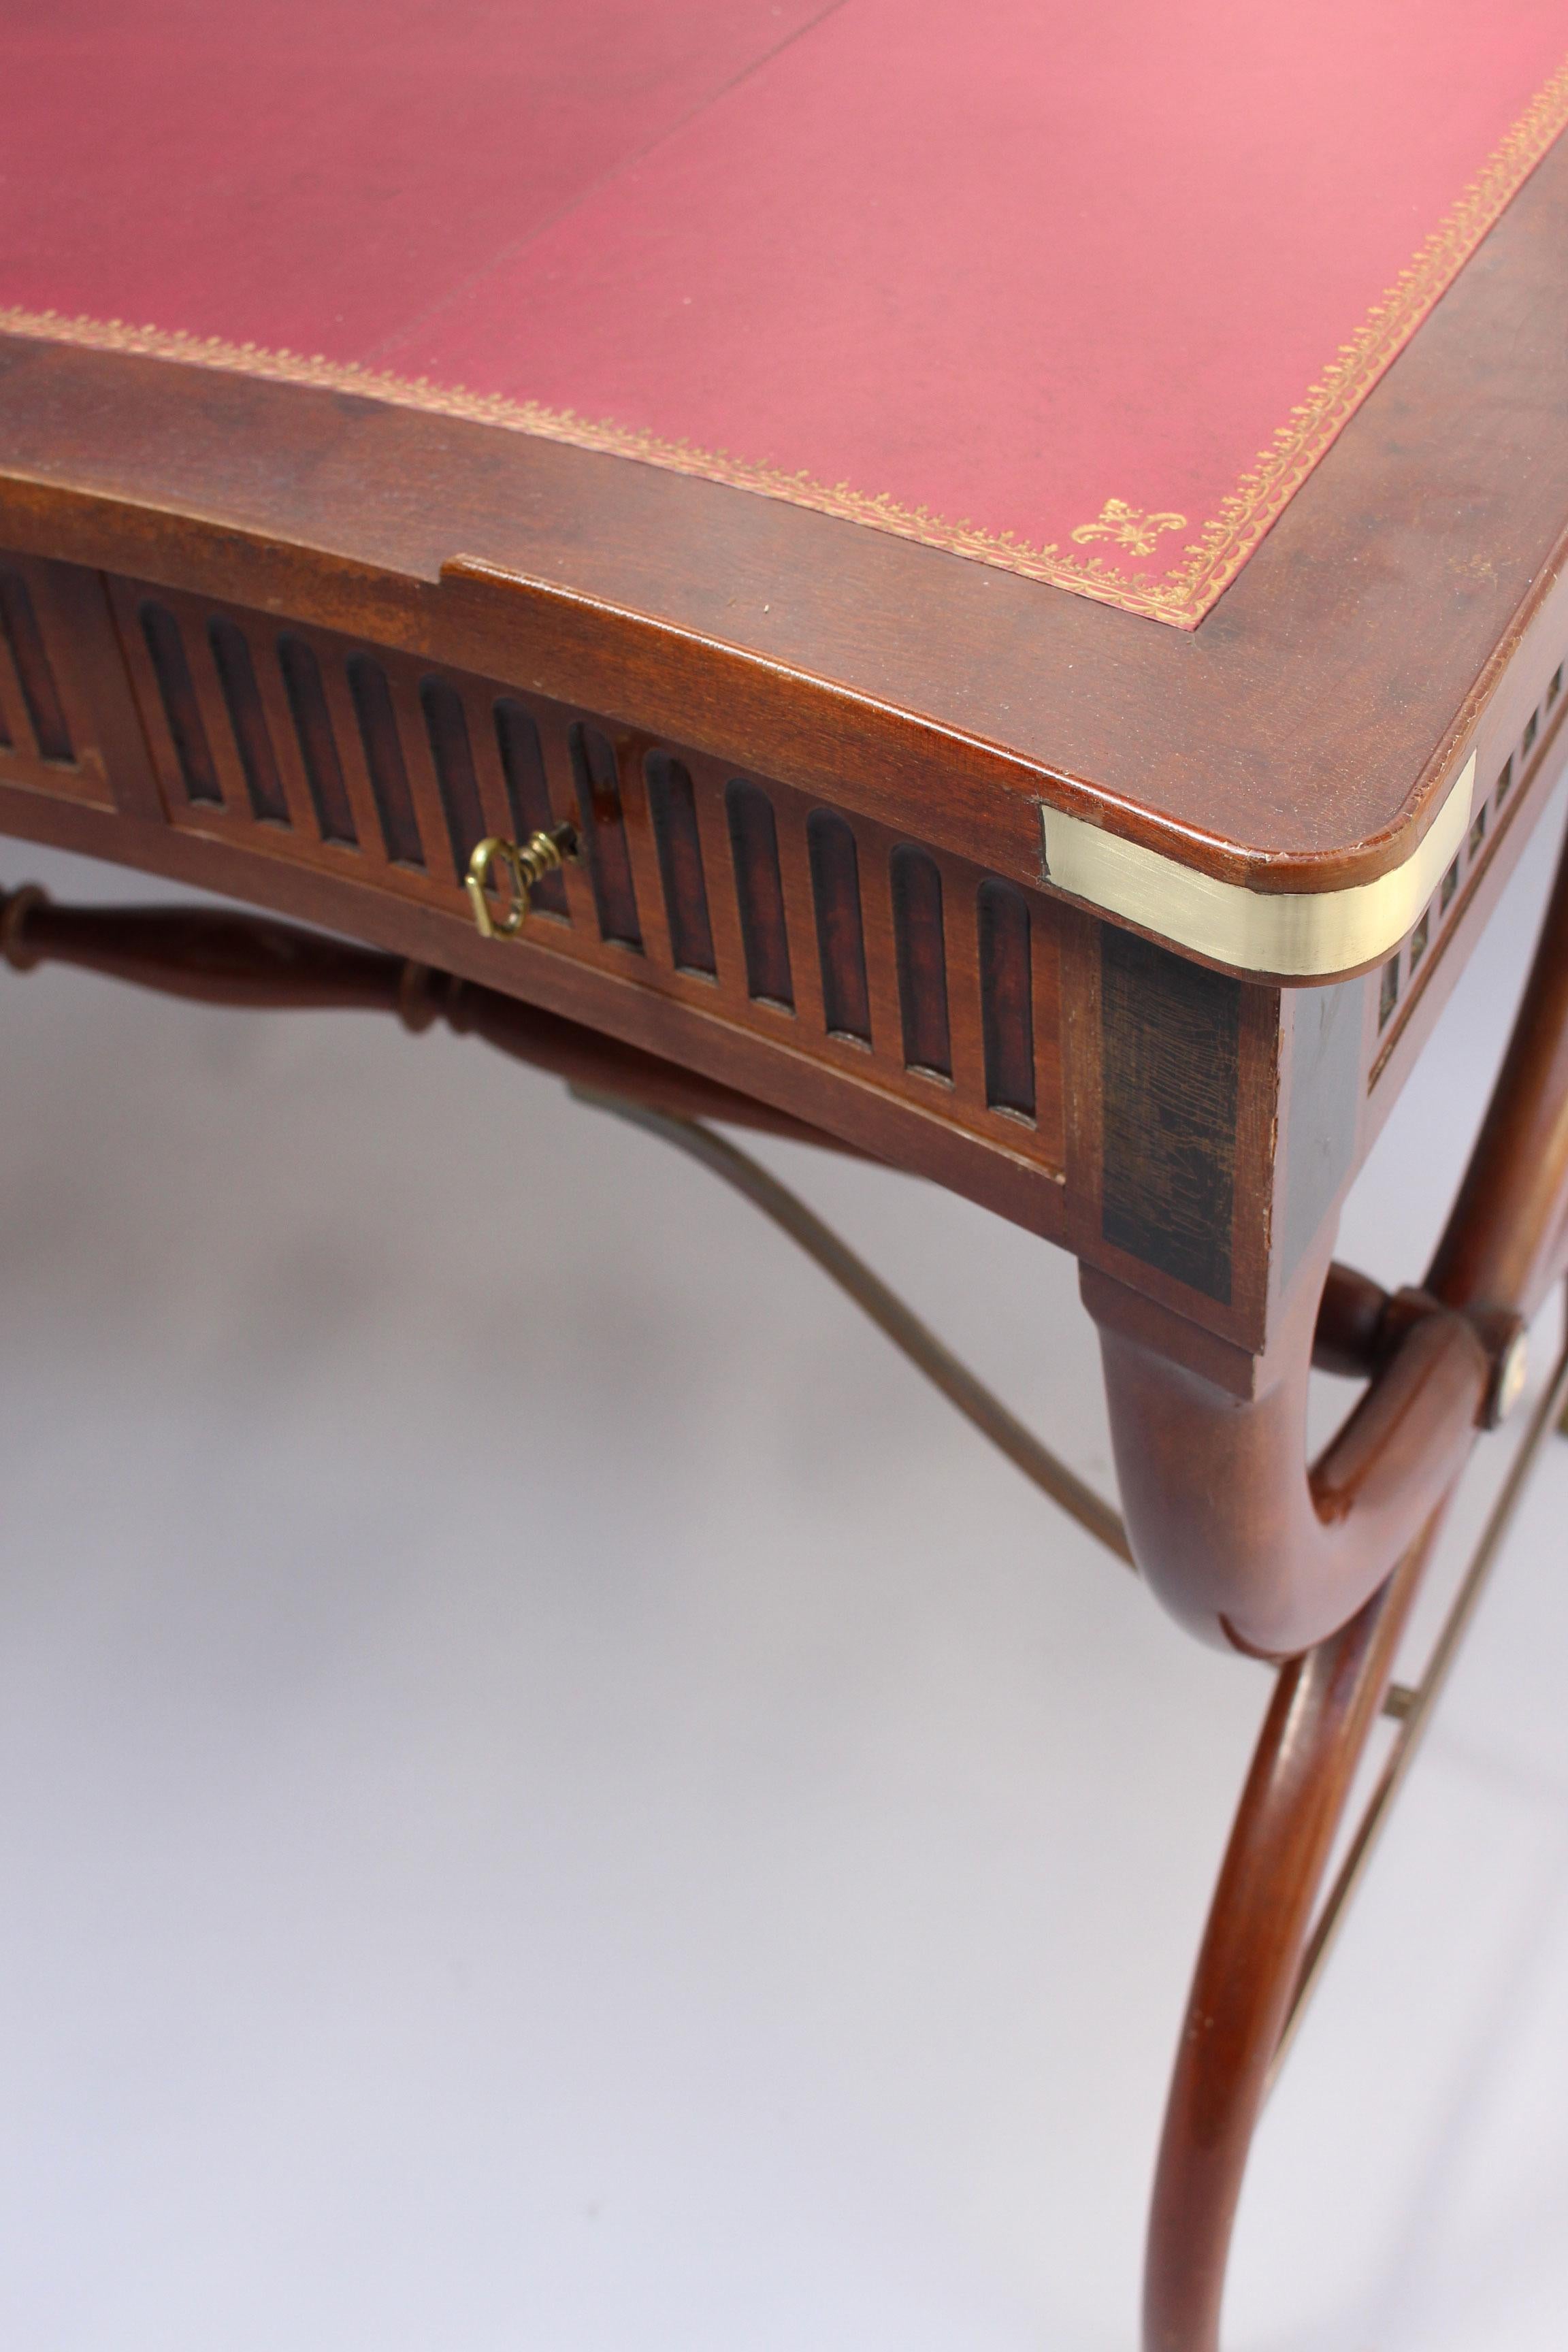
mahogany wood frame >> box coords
[6,118,1568,2352]
[5,858,1568,2351]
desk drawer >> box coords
[102,570,1066,1184]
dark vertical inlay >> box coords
[725,778,794,1007]
[1100,928,1241,1304]
[208,618,289,825]
[570,723,642,947]
[0,571,73,762]
[140,601,220,803]
[419,676,487,877]
[494,698,566,913]
[891,843,951,1077]
[278,635,357,845]
[347,653,423,866]
[647,752,716,974]
[977,878,1035,1117]
[806,808,870,1041]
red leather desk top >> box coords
[3,3,1567,628]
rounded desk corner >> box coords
[1041,749,1477,983]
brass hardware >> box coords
[1362,1286,1531,1431]
[1491,1325,1530,1426]
[465,825,577,940]
[1268,1309,1568,2096]
[1041,751,1477,979]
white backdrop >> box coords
[2,795,1566,2351]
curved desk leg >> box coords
[1132,807,1568,2343]
[7,889,1568,2345]
[1144,1307,1568,2352]
[1142,1531,1433,2352]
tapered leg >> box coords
[1141,1529,1435,2352]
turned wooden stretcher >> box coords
[5,6,1568,2342]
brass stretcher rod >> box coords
[1268,1304,1568,2093]
[572,1083,1568,2118]
[0,880,1132,1558]
[571,1090,1133,1560]
[1143,808,1568,2352]
[1,881,1431,1575]
[10,878,1568,2333]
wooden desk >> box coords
[5,9,1568,2343]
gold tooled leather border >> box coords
[4,54,1567,629]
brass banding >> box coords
[1041,752,1476,979]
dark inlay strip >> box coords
[977,878,1034,1118]
[421,676,487,878]
[647,752,716,975]
[347,653,423,867]
[806,808,870,1041]
[891,843,951,1078]
[0,571,73,762]
[494,698,567,914]
[726,778,794,1008]
[570,723,642,947]
[139,600,220,803]
[1100,927,1240,1304]
[278,635,357,845]
[209,618,289,825]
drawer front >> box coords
[103,570,1066,1182]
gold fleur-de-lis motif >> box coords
[1070,498,1188,559]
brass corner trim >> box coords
[1041,753,1475,979]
